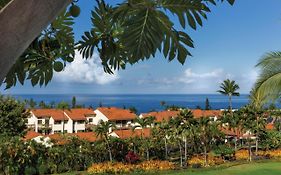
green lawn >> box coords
[163,162,281,175]
[57,161,281,175]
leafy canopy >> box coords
[0,95,29,137]
[254,52,281,102]
[217,79,240,96]
[3,0,235,89]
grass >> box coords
[57,161,281,175]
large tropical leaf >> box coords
[255,52,281,101]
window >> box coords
[38,120,42,125]
[88,118,93,123]
[77,120,85,124]
[54,121,61,125]
[54,130,61,133]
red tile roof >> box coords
[96,107,137,121]
[191,109,222,118]
[142,111,180,122]
[114,128,151,139]
[31,109,67,121]
[24,131,43,140]
[65,108,95,121]
[48,132,99,144]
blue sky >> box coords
[2,0,281,94]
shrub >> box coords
[136,160,175,171]
[235,149,249,160]
[187,155,224,167]
[125,151,140,164]
[87,160,175,174]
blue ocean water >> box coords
[10,94,249,113]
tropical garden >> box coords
[2,0,281,174]
[1,86,281,175]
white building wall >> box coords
[93,110,109,124]
[74,122,86,132]
[28,112,38,131]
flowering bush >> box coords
[256,149,281,159]
[187,155,224,167]
[87,160,175,174]
[136,160,175,171]
[125,151,139,164]
[87,162,133,174]
[235,149,249,160]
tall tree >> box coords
[0,95,29,137]
[28,98,37,108]
[197,117,222,166]
[133,116,155,160]
[220,111,241,151]
[94,120,116,162]
[205,98,211,110]
[72,96,76,108]
[217,79,240,111]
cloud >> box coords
[133,68,258,94]
[178,68,224,84]
[54,51,119,84]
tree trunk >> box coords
[248,138,252,162]
[184,137,187,162]
[0,0,71,83]
[178,141,183,167]
[229,95,232,111]
[164,138,168,160]
[255,137,258,155]
[106,139,113,162]
[146,148,149,161]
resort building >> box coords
[94,107,137,130]
[139,109,222,123]
[190,109,222,121]
[28,108,96,134]
[139,110,180,126]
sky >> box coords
[2,0,281,94]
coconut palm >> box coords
[249,87,266,109]
[177,109,197,162]
[255,52,281,101]
[197,117,222,166]
[133,116,155,160]
[94,120,116,162]
[156,120,170,160]
[220,111,241,151]
[217,79,240,111]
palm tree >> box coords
[197,117,222,166]
[157,120,170,160]
[220,111,241,151]
[133,116,155,160]
[249,87,266,110]
[217,79,240,111]
[177,109,197,162]
[168,116,184,167]
[94,120,116,162]
[254,52,281,102]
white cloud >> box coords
[178,68,224,84]
[54,51,119,84]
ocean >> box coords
[10,94,250,113]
